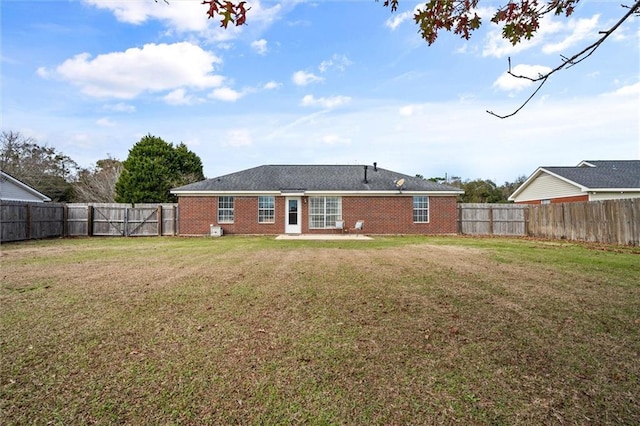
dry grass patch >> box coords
[1,236,638,425]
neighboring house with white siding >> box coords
[509,160,640,204]
[0,170,51,203]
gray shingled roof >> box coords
[545,160,640,189]
[172,165,462,193]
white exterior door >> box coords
[285,197,302,234]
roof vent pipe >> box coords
[373,162,377,171]
[364,165,368,183]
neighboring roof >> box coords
[509,160,640,200]
[0,170,52,202]
[172,165,463,194]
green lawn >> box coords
[1,236,639,425]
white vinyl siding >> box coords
[0,176,47,202]
[513,173,583,202]
[309,196,342,229]
[588,192,640,201]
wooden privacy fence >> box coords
[528,198,639,246]
[1,202,178,242]
[66,203,178,237]
[1,202,66,242]
[458,203,527,236]
[458,199,639,246]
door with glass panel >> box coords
[285,197,301,234]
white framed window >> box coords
[309,196,342,229]
[258,196,275,223]
[218,196,234,223]
[413,196,429,223]
[541,199,551,205]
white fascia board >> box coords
[300,190,463,196]
[172,190,463,197]
[170,190,279,196]
[588,188,640,193]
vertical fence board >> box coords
[1,202,178,242]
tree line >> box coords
[2,130,527,203]
[0,131,203,203]
[421,175,527,203]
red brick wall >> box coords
[178,195,458,235]
[515,194,589,205]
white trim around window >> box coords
[218,196,234,223]
[258,195,275,223]
[413,196,429,223]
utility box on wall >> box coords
[210,225,223,237]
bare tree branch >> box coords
[487,0,640,119]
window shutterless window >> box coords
[218,196,234,223]
[258,196,275,223]
[309,196,342,229]
[413,196,429,223]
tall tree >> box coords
[115,135,204,203]
[73,156,123,203]
[459,179,504,203]
[0,130,79,202]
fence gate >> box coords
[91,206,160,236]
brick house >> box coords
[171,164,463,236]
[509,160,640,204]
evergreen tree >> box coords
[115,135,204,203]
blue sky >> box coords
[2,0,639,184]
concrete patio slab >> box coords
[275,234,373,240]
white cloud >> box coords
[399,104,421,116]
[104,102,136,113]
[493,64,552,92]
[82,0,209,31]
[164,88,200,106]
[319,54,353,73]
[42,42,224,99]
[301,94,351,108]
[609,82,640,97]
[209,87,243,102]
[542,14,600,54]
[96,117,116,127]
[82,0,285,43]
[321,134,351,145]
[251,39,268,55]
[292,70,324,86]
[264,81,280,90]
[482,13,603,59]
[385,10,413,31]
[224,129,252,147]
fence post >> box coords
[62,205,68,237]
[157,205,163,236]
[488,205,494,236]
[87,206,94,236]
[25,204,32,240]
[124,207,129,237]
[173,205,178,236]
